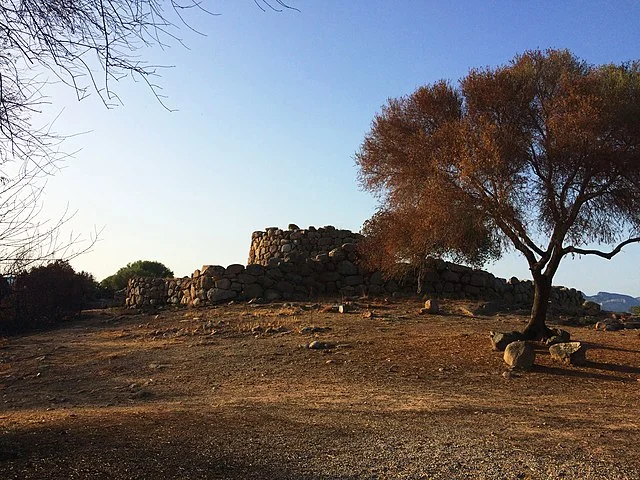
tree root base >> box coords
[521,324,554,341]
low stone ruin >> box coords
[125,225,585,311]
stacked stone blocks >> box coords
[125,225,584,311]
[248,224,363,266]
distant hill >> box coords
[585,292,640,313]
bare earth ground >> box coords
[1,299,639,480]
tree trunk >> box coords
[522,275,554,340]
[416,263,425,295]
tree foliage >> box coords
[356,49,640,337]
[100,260,174,292]
[0,260,97,334]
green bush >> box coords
[0,261,97,334]
[99,260,174,294]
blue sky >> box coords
[38,1,640,296]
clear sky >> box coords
[36,1,640,296]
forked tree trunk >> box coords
[522,275,554,340]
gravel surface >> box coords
[1,301,639,479]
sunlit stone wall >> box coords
[247,224,363,266]
[125,225,585,312]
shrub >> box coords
[100,260,174,293]
[0,261,96,334]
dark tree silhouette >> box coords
[356,49,640,339]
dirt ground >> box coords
[1,299,639,479]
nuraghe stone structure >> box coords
[248,224,363,266]
[125,225,585,311]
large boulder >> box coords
[225,264,245,276]
[242,283,264,300]
[245,264,265,276]
[215,278,232,290]
[336,260,358,276]
[207,288,237,303]
[201,265,226,279]
[503,341,535,370]
[490,331,523,351]
[549,342,586,365]
[264,288,282,301]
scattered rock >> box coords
[423,299,440,314]
[299,325,332,334]
[148,363,168,370]
[475,301,503,315]
[338,304,351,314]
[456,306,476,317]
[264,326,289,334]
[503,341,535,370]
[129,389,153,400]
[549,341,586,365]
[321,305,338,313]
[489,331,523,351]
[623,318,640,329]
[545,336,565,346]
[546,328,571,346]
[551,328,571,341]
[308,340,335,350]
[595,319,624,331]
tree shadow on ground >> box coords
[0,424,355,480]
[582,360,640,375]
[531,364,627,381]
[584,342,640,354]
[530,340,640,380]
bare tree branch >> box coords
[0,0,297,273]
[563,237,640,260]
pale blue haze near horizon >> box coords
[36,1,640,297]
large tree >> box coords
[356,49,640,339]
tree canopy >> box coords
[100,260,174,292]
[356,49,640,337]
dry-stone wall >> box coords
[248,224,363,266]
[126,225,584,312]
